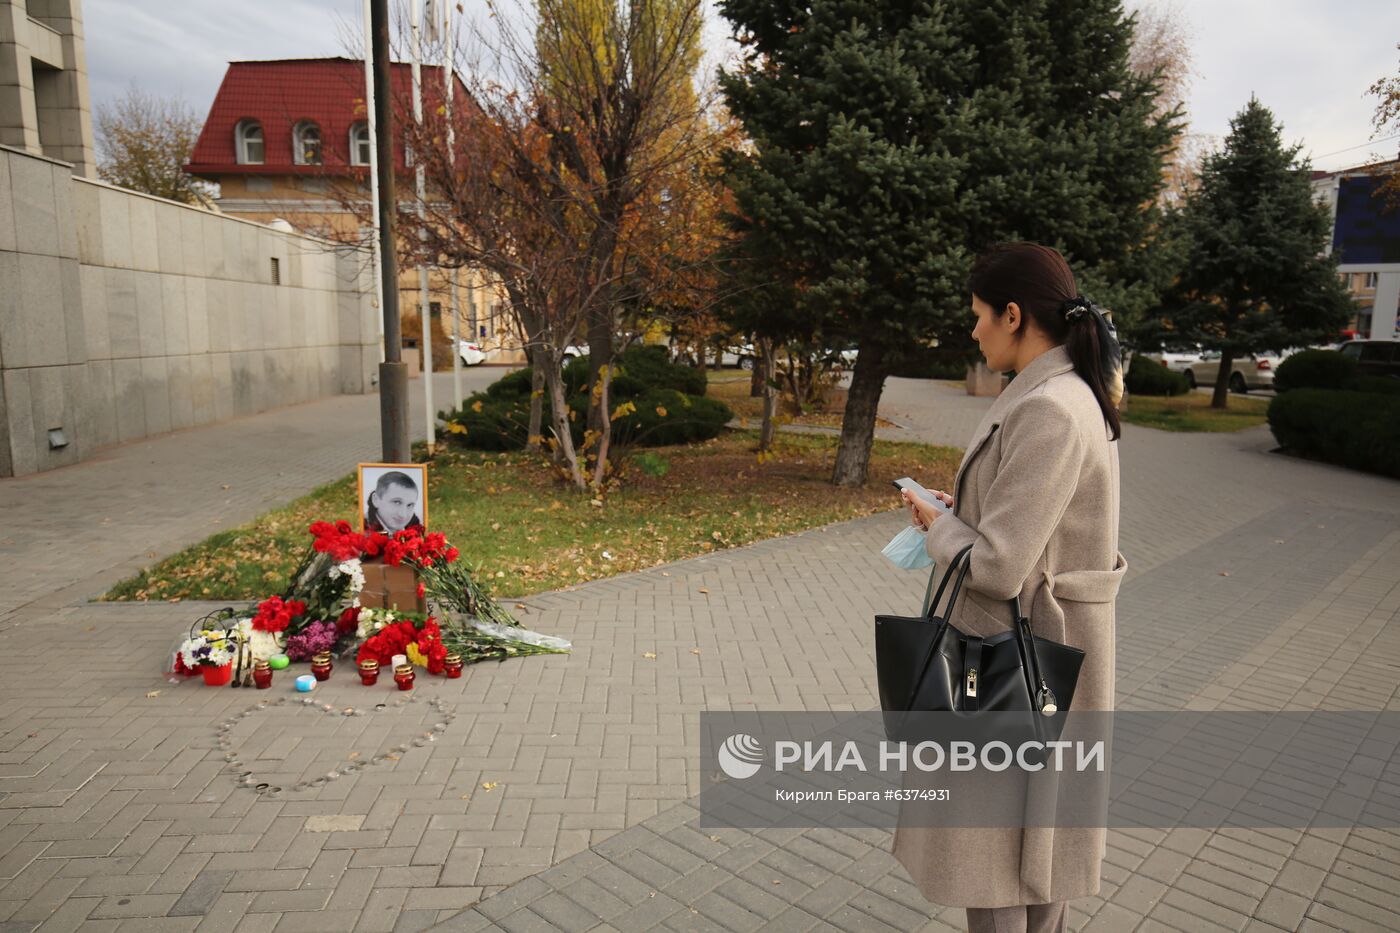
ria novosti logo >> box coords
[717,733,765,779]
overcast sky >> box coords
[84,0,1398,173]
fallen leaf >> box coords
[221,484,230,491]
[690,648,701,655]
[711,531,723,541]
[481,781,498,791]
[698,588,709,594]
[145,691,161,698]
[643,652,657,660]
[710,835,721,842]
[771,879,782,885]
[515,603,527,610]
[1219,571,1230,577]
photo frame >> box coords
[356,463,429,534]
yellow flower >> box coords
[406,644,429,668]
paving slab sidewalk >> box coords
[0,379,1397,932]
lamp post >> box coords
[370,0,408,461]
[410,0,436,455]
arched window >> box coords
[350,122,371,166]
[235,119,264,164]
[293,120,322,165]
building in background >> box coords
[1312,161,1400,341]
[0,0,95,177]
[184,58,522,364]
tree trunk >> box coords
[749,349,764,397]
[1210,349,1235,410]
[831,345,888,487]
[585,306,614,438]
[544,358,586,488]
[527,344,545,452]
[759,338,777,451]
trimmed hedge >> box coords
[441,347,727,451]
[1272,349,1357,393]
[1267,388,1400,479]
[1126,353,1190,396]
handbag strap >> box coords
[924,543,975,620]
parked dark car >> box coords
[1337,339,1400,378]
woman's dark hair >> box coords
[967,242,1122,442]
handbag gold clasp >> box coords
[965,668,978,698]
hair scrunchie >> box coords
[1059,296,1092,323]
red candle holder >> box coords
[393,663,415,691]
[311,652,333,682]
[252,660,272,689]
[358,659,380,686]
[444,654,463,679]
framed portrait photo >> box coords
[357,463,428,534]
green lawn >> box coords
[104,430,961,604]
[1122,392,1272,432]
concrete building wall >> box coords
[0,144,378,477]
[0,0,95,178]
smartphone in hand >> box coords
[892,477,950,513]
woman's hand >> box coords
[901,488,954,531]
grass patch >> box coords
[705,370,899,429]
[1122,392,1271,432]
[104,430,960,603]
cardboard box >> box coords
[359,562,425,613]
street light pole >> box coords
[371,0,409,462]
[410,0,436,455]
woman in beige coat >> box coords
[897,242,1129,933]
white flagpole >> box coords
[410,0,436,454]
[362,0,384,361]
[444,0,463,409]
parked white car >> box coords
[1138,345,1202,373]
[456,340,487,366]
[1182,351,1277,393]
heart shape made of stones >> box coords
[214,692,457,798]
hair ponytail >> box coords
[967,243,1122,442]
[1060,298,1123,441]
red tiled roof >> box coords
[186,57,463,177]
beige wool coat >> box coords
[892,342,1128,908]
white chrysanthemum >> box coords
[249,629,285,661]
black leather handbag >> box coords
[875,544,1085,743]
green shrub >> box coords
[443,352,727,451]
[1126,353,1190,396]
[1267,389,1400,479]
[613,389,733,447]
[1272,349,1357,393]
[441,394,536,451]
[1354,375,1400,397]
[485,367,535,399]
[624,345,707,395]
[891,348,973,380]
[632,451,670,477]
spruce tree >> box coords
[1159,97,1354,409]
[719,0,1178,485]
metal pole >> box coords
[371,0,409,462]
[410,0,436,454]
[362,0,384,360]
[444,0,463,407]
